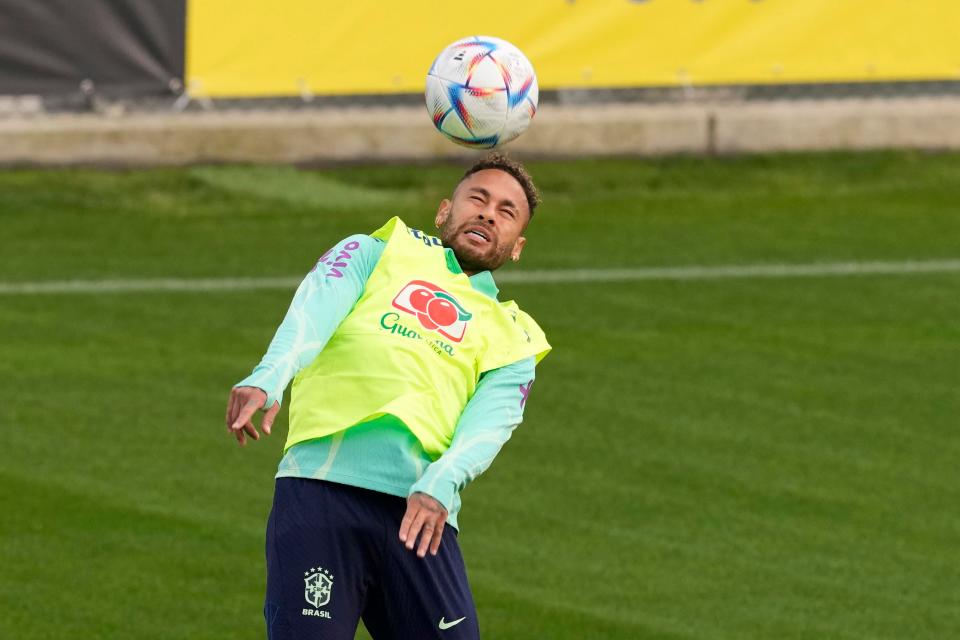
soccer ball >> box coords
[425,36,538,149]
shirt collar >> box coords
[443,247,500,300]
[467,269,500,300]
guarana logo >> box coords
[391,280,473,343]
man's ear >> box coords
[435,199,452,228]
[511,236,526,262]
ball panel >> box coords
[508,71,536,109]
[430,37,499,85]
[438,99,472,140]
[425,75,454,128]
[500,78,538,144]
[443,132,501,149]
[464,57,504,89]
[435,78,507,138]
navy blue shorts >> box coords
[264,477,480,639]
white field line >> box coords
[1,259,959,295]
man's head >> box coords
[435,152,540,275]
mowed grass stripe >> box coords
[1,258,959,294]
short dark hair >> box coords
[460,152,541,218]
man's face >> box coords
[434,169,529,274]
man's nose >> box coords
[478,211,496,225]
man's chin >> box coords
[452,245,494,273]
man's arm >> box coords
[225,234,382,445]
[399,357,536,557]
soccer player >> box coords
[225,153,550,639]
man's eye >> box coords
[502,209,516,219]
[470,195,483,202]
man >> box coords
[225,152,550,639]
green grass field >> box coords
[1,151,958,639]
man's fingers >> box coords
[429,519,445,556]
[230,398,261,432]
[226,391,240,431]
[398,494,448,558]
[235,427,246,447]
[399,505,419,543]
[416,522,435,558]
[404,511,428,551]
[242,421,260,441]
[262,402,279,435]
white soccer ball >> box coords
[425,36,539,149]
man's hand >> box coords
[399,492,448,558]
[226,386,279,447]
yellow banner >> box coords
[186,1,960,97]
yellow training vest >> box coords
[287,217,550,458]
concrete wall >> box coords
[1,97,958,166]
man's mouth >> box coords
[463,226,492,244]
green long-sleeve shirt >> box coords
[235,231,537,529]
